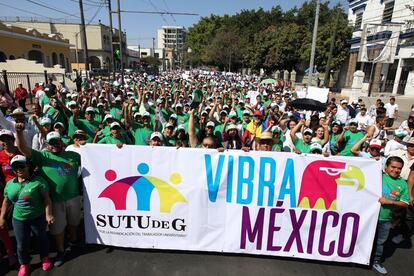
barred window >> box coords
[382,1,394,24]
[354,13,363,30]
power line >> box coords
[25,0,80,19]
[0,3,55,19]
[116,10,199,16]
[147,0,168,24]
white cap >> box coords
[46,132,61,143]
[177,124,186,131]
[340,99,348,104]
[229,111,237,118]
[0,129,14,138]
[349,118,358,125]
[110,122,121,129]
[54,122,65,129]
[170,114,178,119]
[10,155,27,166]
[242,110,251,115]
[142,111,150,117]
[150,132,163,141]
[85,107,95,113]
[227,124,238,131]
[11,108,25,116]
[68,101,78,107]
[310,143,323,153]
[103,114,113,122]
[165,122,174,128]
[206,121,215,128]
[394,129,408,138]
[39,117,52,126]
[369,139,382,149]
[303,128,313,135]
[97,103,104,107]
[175,103,183,108]
[115,96,122,101]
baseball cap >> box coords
[303,128,313,135]
[46,132,61,143]
[220,110,228,115]
[253,110,262,117]
[72,129,87,139]
[177,124,186,132]
[332,120,342,126]
[369,139,382,149]
[10,155,27,166]
[165,122,174,129]
[133,112,142,118]
[0,129,14,138]
[150,132,163,141]
[39,117,52,126]
[310,143,323,153]
[11,108,25,116]
[340,99,348,104]
[97,103,104,108]
[242,110,251,116]
[201,110,208,116]
[115,96,122,101]
[394,129,407,138]
[227,124,238,131]
[229,111,238,118]
[175,103,183,108]
[103,114,113,122]
[349,118,358,125]
[170,114,178,120]
[68,101,78,108]
[86,107,95,113]
[142,111,150,117]
[110,122,121,129]
[206,121,215,128]
[271,126,281,134]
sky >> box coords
[0,0,348,48]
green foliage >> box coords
[185,0,352,73]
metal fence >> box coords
[0,70,66,103]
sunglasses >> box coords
[12,163,26,170]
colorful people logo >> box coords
[99,163,187,213]
[297,160,365,210]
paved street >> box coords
[1,234,413,276]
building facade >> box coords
[1,18,127,72]
[0,22,71,70]
[344,0,414,95]
[157,26,186,69]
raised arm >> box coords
[290,119,305,143]
[14,122,32,158]
[188,109,198,148]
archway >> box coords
[0,51,6,62]
[28,50,44,64]
[59,53,65,68]
[89,56,101,69]
[52,52,58,65]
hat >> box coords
[271,126,281,133]
[0,129,14,138]
[115,96,122,101]
[103,114,113,122]
[206,121,215,128]
[46,132,61,143]
[170,114,178,120]
[71,93,78,99]
[242,110,251,116]
[165,122,174,129]
[310,143,323,153]
[253,110,262,117]
[227,124,238,131]
[11,108,25,116]
[85,107,95,113]
[260,131,273,140]
[142,111,150,117]
[349,118,358,125]
[270,102,277,108]
[220,110,228,115]
[133,112,141,118]
[222,105,229,109]
[201,110,208,116]
[340,100,348,104]
[175,103,183,108]
[150,132,163,141]
[177,124,186,132]
[394,129,407,138]
[39,117,52,126]
[72,129,87,138]
[229,111,238,118]
[407,137,414,145]
[53,122,65,129]
[303,128,313,135]
[17,82,22,85]
[332,120,341,126]
[110,122,121,129]
[68,101,78,108]
[369,139,382,149]
[10,155,27,166]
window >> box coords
[382,1,394,24]
[154,53,159,58]
[354,13,363,30]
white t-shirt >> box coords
[336,106,349,125]
[384,103,398,118]
[355,113,373,130]
[384,140,406,157]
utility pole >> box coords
[324,6,340,88]
[117,0,124,84]
[79,0,89,71]
[307,0,320,89]
[107,0,115,80]
[152,37,155,56]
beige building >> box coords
[0,21,71,69]
[2,18,127,71]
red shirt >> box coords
[14,87,28,101]
[0,149,22,186]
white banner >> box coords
[81,145,382,265]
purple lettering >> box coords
[240,207,265,250]
[267,208,285,251]
[338,213,360,257]
[284,209,307,253]
[318,211,339,256]
[306,210,318,254]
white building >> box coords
[156,26,186,50]
[127,46,167,70]
[343,0,414,95]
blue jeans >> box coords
[12,215,49,265]
[373,220,392,263]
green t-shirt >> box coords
[177,113,189,125]
[77,119,100,142]
[329,133,340,155]
[4,175,49,221]
[98,135,131,145]
[39,95,50,109]
[272,142,283,152]
[379,173,410,221]
[131,123,153,145]
[339,130,365,156]
[294,139,311,153]
[31,149,80,202]
[110,106,123,121]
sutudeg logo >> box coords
[297,160,365,210]
[99,162,187,213]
